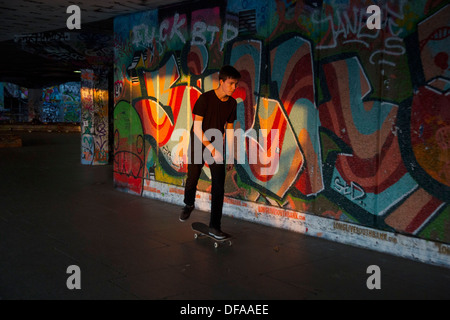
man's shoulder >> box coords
[202,90,215,97]
[197,90,214,102]
[228,95,238,107]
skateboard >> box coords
[191,222,232,248]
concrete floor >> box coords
[0,132,449,301]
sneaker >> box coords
[179,205,194,222]
[208,228,229,240]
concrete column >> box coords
[80,68,109,165]
[0,83,4,120]
[27,88,42,122]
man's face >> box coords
[220,78,239,97]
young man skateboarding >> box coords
[180,65,241,240]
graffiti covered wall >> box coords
[41,82,81,123]
[81,69,110,165]
[0,83,28,122]
[113,0,450,265]
[0,82,81,123]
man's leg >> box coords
[181,163,203,221]
[184,163,203,205]
[208,162,226,230]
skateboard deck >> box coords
[191,222,232,248]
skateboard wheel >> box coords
[228,240,232,246]
[194,233,198,239]
[214,242,219,248]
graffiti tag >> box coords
[334,177,366,201]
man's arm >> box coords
[225,122,234,166]
[193,115,223,163]
[193,115,212,152]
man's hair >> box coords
[219,65,241,82]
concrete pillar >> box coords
[27,88,42,122]
[0,83,4,120]
[80,68,109,165]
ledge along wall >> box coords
[113,0,450,268]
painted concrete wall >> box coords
[113,0,450,266]
[41,83,81,122]
[0,82,81,123]
[0,83,29,122]
[80,69,109,165]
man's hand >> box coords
[211,148,224,164]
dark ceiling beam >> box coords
[0,0,192,88]
[0,18,114,88]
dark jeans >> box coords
[183,162,226,230]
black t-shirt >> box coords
[189,90,237,161]
[192,90,237,135]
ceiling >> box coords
[0,0,188,88]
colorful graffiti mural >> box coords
[113,0,450,245]
[81,68,110,165]
[42,82,81,122]
[0,82,80,123]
